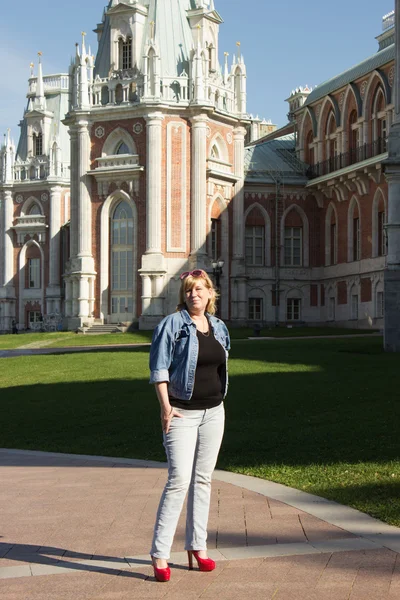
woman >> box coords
[149,269,230,582]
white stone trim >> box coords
[100,190,138,322]
[20,196,45,216]
[166,121,187,252]
[102,127,138,157]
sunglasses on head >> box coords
[180,269,206,280]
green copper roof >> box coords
[244,134,308,184]
[304,43,394,107]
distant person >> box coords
[149,269,230,582]
[12,320,18,334]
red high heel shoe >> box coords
[151,556,171,582]
[187,550,215,572]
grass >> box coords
[0,336,398,526]
[0,325,378,349]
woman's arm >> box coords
[155,382,182,434]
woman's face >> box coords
[185,279,212,315]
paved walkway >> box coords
[1,449,399,599]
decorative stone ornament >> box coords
[95,126,105,139]
[133,122,143,135]
[206,126,211,138]
[41,193,48,202]
[227,132,233,144]
[15,194,23,204]
[360,81,368,98]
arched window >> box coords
[305,130,314,165]
[284,210,303,267]
[116,142,130,155]
[119,37,132,70]
[245,206,265,266]
[210,144,219,159]
[28,204,41,216]
[325,204,337,266]
[348,110,360,162]
[101,86,109,106]
[348,198,361,262]
[372,190,387,257]
[326,111,337,167]
[111,201,134,322]
[373,88,387,153]
[33,133,43,157]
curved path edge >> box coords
[1,448,399,559]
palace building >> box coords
[0,2,394,331]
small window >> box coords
[33,133,43,157]
[376,291,384,318]
[378,211,386,256]
[249,298,263,321]
[28,258,40,288]
[29,311,42,324]
[287,298,301,321]
[211,145,219,159]
[120,38,132,70]
[351,294,359,320]
[284,227,302,266]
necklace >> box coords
[198,315,210,337]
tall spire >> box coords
[36,52,46,110]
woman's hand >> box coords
[161,406,183,434]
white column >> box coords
[1,190,14,289]
[141,275,151,315]
[232,127,246,259]
[145,113,163,254]
[48,186,62,286]
[78,277,89,318]
[77,122,92,258]
[69,128,79,258]
[384,0,400,352]
[190,115,208,258]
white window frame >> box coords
[28,258,40,289]
[284,227,302,267]
[245,225,265,266]
[286,298,301,321]
[248,297,263,321]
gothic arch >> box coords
[280,204,309,267]
[341,84,362,129]
[102,127,137,157]
[362,70,391,120]
[244,202,272,266]
[209,133,229,162]
[18,239,45,324]
[20,196,44,216]
[318,95,340,138]
[100,190,138,321]
[325,202,338,266]
[298,107,317,151]
[372,187,387,257]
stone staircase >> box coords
[81,324,123,335]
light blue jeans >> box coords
[150,403,225,559]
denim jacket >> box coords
[149,309,230,401]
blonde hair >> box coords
[177,271,219,315]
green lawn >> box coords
[0,326,378,349]
[0,336,398,526]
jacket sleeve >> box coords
[222,322,231,353]
[149,318,175,384]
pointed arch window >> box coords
[116,141,130,155]
[245,207,266,266]
[111,201,134,320]
[326,111,337,168]
[306,130,314,165]
[119,37,132,70]
[115,84,123,105]
[373,88,387,153]
[33,133,43,157]
[210,144,219,159]
[28,204,42,216]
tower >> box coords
[65,0,249,329]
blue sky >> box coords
[0,0,394,143]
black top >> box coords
[170,326,225,410]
